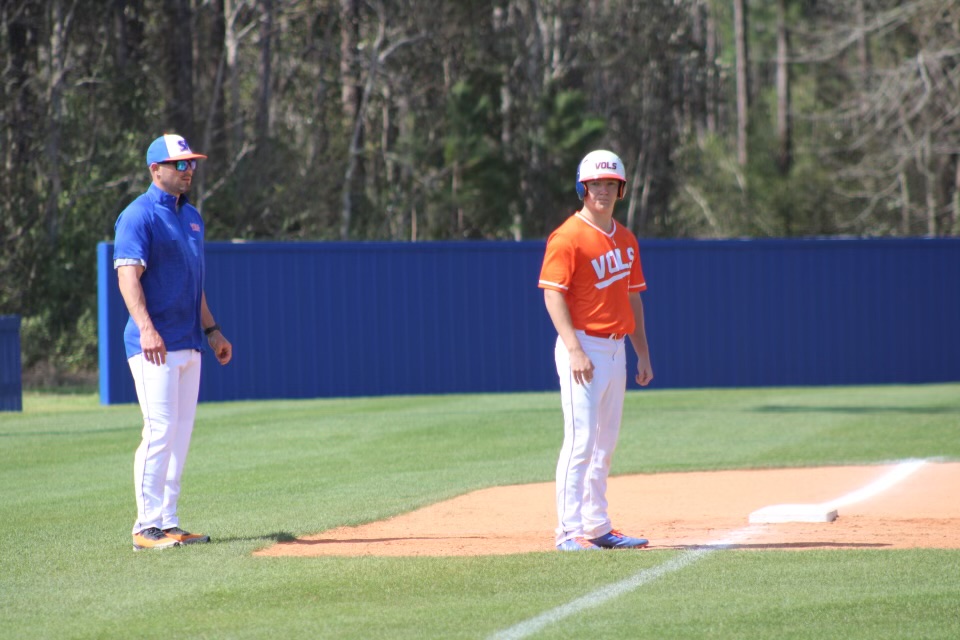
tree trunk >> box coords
[775,0,792,175]
[954,156,960,235]
[206,0,228,160]
[112,0,130,72]
[494,2,521,240]
[733,0,749,167]
[705,3,719,135]
[339,0,360,127]
[689,0,707,141]
[855,0,871,114]
[110,1,146,132]
[166,0,195,139]
[198,0,228,203]
[339,0,361,239]
[224,0,243,154]
[626,149,651,234]
[255,0,273,150]
[922,134,936,236]
[44,0,70,245]
[899,172,910,235]
[397,93,413,241]
[4,4,39,185]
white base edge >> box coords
[748,504,839,524]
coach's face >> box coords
[151,161,196,196]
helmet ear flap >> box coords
[576,166,586,200]
[617,181,626,200]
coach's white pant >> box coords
[554,333,626,546]
[128,349,202,535]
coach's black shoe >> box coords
[133,527,181,551]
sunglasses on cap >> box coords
[158,159,198,171]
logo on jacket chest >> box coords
[590,247,634,288]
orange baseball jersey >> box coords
[539,213,647,335]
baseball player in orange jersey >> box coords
[538,149,654,551]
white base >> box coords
[748,504,839,524]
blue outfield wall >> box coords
[0,315,23,411]
[97,238,960,404]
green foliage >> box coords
[536,88,608,232]
[3,0,959,379]
[21,306,97,371]
[439,77,515,238]
[673,133,747,237]
[543,91,606,154]
[672,64,851,238]
[435,79,605,239]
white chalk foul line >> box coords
[488,459,929,640]
[487,525,765,640]
[487,550,710,640]
[821,458,927,511]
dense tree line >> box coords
[2,0,959,377]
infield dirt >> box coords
[255,462,960,557]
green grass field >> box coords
[2,384,959,639]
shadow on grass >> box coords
[278,535,488,545]
[754,405,957,415]
[215,531,299,544]
[0,426,130,437]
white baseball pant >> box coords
[128,349,202,535]
[554,331,627,545]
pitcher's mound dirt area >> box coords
[255,462,960,557]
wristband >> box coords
[204,324,221,336]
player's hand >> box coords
[569,348,595,385]
[140,326,167,365]
[635,355,653,387]
[208,331,232,365]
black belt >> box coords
[583,329,625,340]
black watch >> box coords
[204,324,221,336]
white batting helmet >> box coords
[576,149,627,200]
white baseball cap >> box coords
[146,134,207,166]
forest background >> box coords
[2,0,959,383]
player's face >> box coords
[583,179,620,212]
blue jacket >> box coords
[114,184,206,358]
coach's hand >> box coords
[140,325,167,365]
[208,330,233,365]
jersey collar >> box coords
[574,212,616,236]
[148,183,192,209]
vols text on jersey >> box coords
[591,247,634,289]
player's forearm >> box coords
[543,289,584,353]
[628,293,650,356]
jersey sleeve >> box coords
[113,200,151,269]
[628,237,647,292]
[538,229,575,292]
